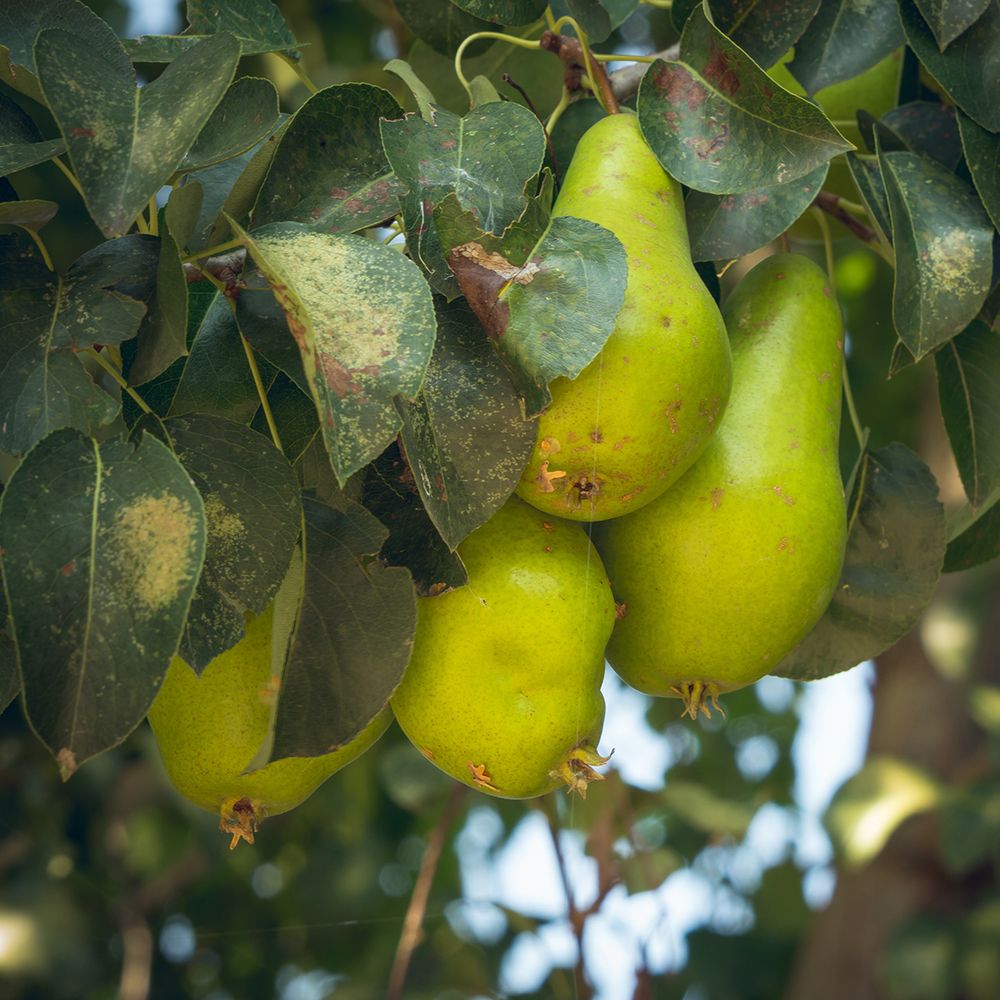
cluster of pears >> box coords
[147,111,848,842]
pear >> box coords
[516,112,732,521]
[149,606,390,848]
[594,254,847,718]
[390,497,615,798]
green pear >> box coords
[594,254,847,717]
[391,497,615,798]
[516,112,732,521]
[149,606,390,848]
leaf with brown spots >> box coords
[252,83,404,234]
[709,0,821,70]
[233,219,437,484]
[0,428,206,774]
[775,444,945,681]
[880,150,993,361]
[636,6,852,195]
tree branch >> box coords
[540,31,619,114]
[812,190,879,244]
[386,784,468,1000]
[183,250,247,289]
[609,44,678,102]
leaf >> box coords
[549,0,640,43]
[449,0,547,25]
[396,296,537,548]
[0,92,65,175]
[825,756,940,868]
[128,231,189,386]
[0,199,58,232]
[179,77,280,174]
[913,0,992,50]
[636,7,852,195]
[265,495,416,761]
[380,102,547,295]
[845,152,891,241]
[0,249,120,454]
[53,235,157,349]
[0,634,17,715]
[787,0,903,94]
[252,84,403,233]
[879,102,961,170]
[233,220,437,483]
[162,180,203,251]
[899,0,1000,132]
[661,781,756,837]
[0,0,111,103]
[685,161,828,262]
[361,441,467,595]
[880,150,993,361]
[708,0,821,70]
[36,25,240,237]
[250,372,318,464]
[156,414,301,671]
[384,59,439,122]
[936,320,1000,509]
[0,428,206,776]
[393,0,502,56]
[958,112,1000,231]
[944,488,1000,571]
[774,444,946,681]
[169,292,261,422]
[445,205,627,416]
[124,0,299,61]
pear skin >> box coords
[594,254,847,717]
[516,113,732,521]
[391,497,614,798]
[149,606,390,847]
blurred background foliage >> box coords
[2,2,999,999]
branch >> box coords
[609,44,678,102]
[812,190,879,244]
[386,784,468,1000]
[540,31,619,114]
[183,249,247,289]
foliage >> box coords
[1,0,998,997]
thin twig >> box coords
[540,31,619,114]
[608,44,678,102]
[183,250,247,287]
[386,784,468,1000]
[812,190,879,245]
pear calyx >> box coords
[671,681,727,721]
[220,796,260,850]
[551,745,613,798]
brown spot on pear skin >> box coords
[709,487,725,509]
[699,397,721,426]
[777,536,796,553]
[773,485,795,506]
[615,602,629,620]
[619,487,645,503]
[590,429,603,443]
[535,461,566,493]
[664,399,682,433]
[419,746,435,760]
[541,521,556,533]
[540,437,561,454]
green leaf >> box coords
[0,198,58,232]
[944,488,1000,571]
[266,495,416,761]
[775,444,946,681]
[449,0,547,25]
[636,7,852,195]
[234,220,437,483]
[253,84,403,233]
[880,150,993,361]
[0,249,120,454]
[124,0,299,62]
[54,235,156,349]
[708,0,821,70]
[361,442,467,595]
[936,320,1000,510]
[937,786,1000,874]
[685,162,828,262]
[250,372,318,464]
[899,0,1000,131]
[0,634,17,715]
[913,0,992,50]
[0,428,206,776]
[845,152,891,241]
[380,102,547,295]
[36,25,240,237]
[0,92,64,175]
[396,296,537,549]
[156,414,301,671]
[127,231,189,386]
[445,208,627,416]
[0,0,110,103]
[878,102,962,170]
[958,112,1000,231]
[825,756,940,868]
[384,59,439,122]
[788,0,903,94]
[393,0,502,56]
[169,292,261,422]
[162,180,203,251]
[661,781,756,837]
[549,0,640,43]
[179,77,279,174]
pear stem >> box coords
[386,784,468,1000]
